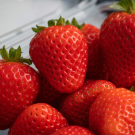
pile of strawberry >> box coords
[1,0,135,134]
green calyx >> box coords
[0,46,32,65]
[129,86,134,92]
[32,25,46,33]
[32,16,85,33]
[110,0,135,14]
[71,18,85,29]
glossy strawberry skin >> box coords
[29,25,88,93]
[100,11,135,88]
[51,126,95,135]
[8,103,69,135]
[59,80,116,128]
[89,88,135,135]
[81,24,108,80]
[35,72,63,107]
[0,62,40,130]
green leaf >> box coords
[110,0,135,14]
[0,46,9,60]
[71,18,85,29]
[9,47,16,60]
[130,86,134,92]
[32,27,39,33]
[62,18,65,25]
[36,25,46,31]
[32,16,84,33]
[14,46,21,60]
[56,16,65,26]
[20,58,32,65]
[78,23,85,29]
[0,45,32,65]
[48,19,56,26]
[71,18,79,27]
[110,1,125,10]
[32,25,46,33]
[65,20,71,25]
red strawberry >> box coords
[100,0,135,88]
[89,88,135,135]
[8,103,69,135]
[59,80,116,128]
[29,16,88,93]
[35,72,64,107]
[51,125,95,135]
[0,46,40,130]
[81,24,108,80]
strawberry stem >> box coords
[0,46,32,65]
[32,16,85,33]
[110,0,135,14]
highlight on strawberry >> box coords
[0,46,40,130]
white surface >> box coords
[0,0,80,38]
[0,0,59,37]
[0,129,9,135]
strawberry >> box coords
[89,88,135,135]
[50,125,95,135]
[59,80,116,128]
[100,0,135,88]
[0,46,40,130]
[81,24,108,80]
[29,16,88,93]
[8,103,69,135]
[34,72,64,107]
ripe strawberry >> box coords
[59,80,116,128]
[8,103,69,135]
[89,88,135,135]
[100,0,135,88]
[34,72,64,107]
[0,46,40,130]
[51,126,95,135]
[81,24,108,80]
[29,16,88,93]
